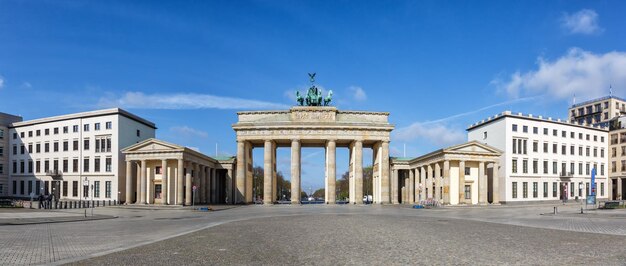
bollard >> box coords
[64,201,67,209]
[38,201,41,209]
[108,200,111,206]
[580,207,584,214]
[554,206,557,214]
[97,201,99,207]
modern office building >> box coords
[468,111,609,204]
[7,108,156,201]
[568,95,626,127]
[0,112,23,197]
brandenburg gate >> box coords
[232,75,394,204]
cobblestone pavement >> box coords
[1,204,626,265]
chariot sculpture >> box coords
[296,73,332,106]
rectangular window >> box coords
[84,124,89,132]
[586,163,590,175]
[533,141,538,152]
[561,145,566,155]
[571,145,575,155]
[20,180,24,195]
[571,183,575,197]
[84,158,89,172]
[593,148,598,157]
[73,159,78,172]
[94,181,100,198]
[94,157,100,172]
[63,141,68,151]
[53,141,59,152]
[523,182,528,198]
[73,140,79,151]
[0,163,3,174]
[12,161,16,174]
[83,184,89,198]
[512,159,517,173]
[543,182,548,198]
[586,147,590,157]
[533,160,538,174]
[533,127,538,134]
[84,138,89,150]
[105,181,112,198]
[601,182,605,197]
[553,161,557,174]
[13,145,16,155]
[35,181,40,195]
[512,182,518,199]
[73,125,79,133]
[28,181,32,195]
[95,123,101,131]
[106,121,112,129]
[44,143,49,153]
[63,126,68,134]
[512,139,517,154]
[136,130,141,137]
[522,125,528,133]
[601,164,605,176]
[464,167,470,175]
[562,131,566,138]
[53,127,59,134]
[105,157,112,172]
[13,180,17,194]
[72,181,78,197]
[543,128,548,135]
[553,143,557,154]
[543,142,548,153]
[464,185,471,199]
[35,129,40,136]
[44,160,49,172]
[553,182,557,198]
[63,181,68,197]
[63,159,68,173]
[20,145,24,154]
[543,161,548,174]
[553,129,557,136]
[28,160,33,173]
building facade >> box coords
[390,141,502,205]
[122,138,235,205]
[608,116,626,200]
[8,108,155,201]
[468,111,609,204]
[568,95,626,126]
[0,112,23,197]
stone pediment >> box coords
[122,138,184,153]
[444,141,501,155]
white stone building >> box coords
[468,111,609,204]
[0,112,23,196]
[7,108,155,201]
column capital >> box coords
[326,139,337,144]
[291,138,300,143]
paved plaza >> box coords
[1,204,625,265]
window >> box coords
[36,129,40,136]
[553,129,557,136]
[63,126,68,134]
[156,166,162,174]
[562,131,566,138]
[53,141,59,152]
[28,160,32,173]
[84,124,89,132]
[105,157,112,172]
[553,182,557,198]
[586,163,590,175]
[73,140,79,151]
[20,180,24,195]
[73,125,79,133]
[28,131,32,137]
[601,136,605,143]
[579,146,583,156]
[612,161,616,173]
[543,182,548,198]
[543,142,548,153]
[543,128,548,135]
[84,158,90,172]
[94,157,100,172]
[579,133,583,139]
[523,182,528,198]
[570,145,575,155]
[601,164,605,175]
[35,160,40,173]
[512,124,518,132]
[483,131,487,139]
[72,159,78,172]
[44,160,50,172]
[12,145,16,155]
[512,159,517,173]
[28,181,32,195]
[94,181,100,198]
[601,182,605,197]
[553,143,557,154]
[533,160,538,174]
[594,135,597,141]
[53,127,59,134]
[95,123,101,131]
[571,183,575,197]
[522,159,528,174]
[20,161,25,173]
[586,134,590,140]
[12,161,16,174]
[571,132,575,138]
[20,132,24,138]
[570,163,574,175]
[20,145,25,154]
[106,121,112,129]
[36,143,40,153]
[464,185,471,199]
[72,181,78,197]
[465,167,470,175]
[105,181,112,198]
[63,181,68,197]
[12,180,16,194]
[586,147,590,157]
[593,148,597,157]
[44,142,49,153]
[27,143,32,154]
[533,127,538,134]
[63,141,68,151]
[522,125,528,133]
[136,130,141,137]
[533,141,538,152]
[601,149,605,158]
[0,147,2,157]
[512,182,518,198]
[561,145,566,155]
[0,129,3,139]
[83,184,89,198]
[0,163,3,174]
[553,161,557,174]
[63,159,68,173]
[84,138,90,150]
[543,161,548,174]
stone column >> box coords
[263,140,274,204]
[177,159,184,205]
[354,140,363,204]
[136,162,141,203]
[459,160,465,204]
[618,178,623,200]
[420,166,426,202]
[199,165,206,203]
[245,142,253,203]
[212,168,217,203]
[235,141,246,204]
[193,163,199,204]
[434,163,441,201]
[140,160,147,204]
[381,141,390,204]
[185,162,192,206]
[291,139,301,204]
[161,159,168,205]
[424,164,434,199]
[392,169,399,204]
[125,160,132,204]
[325,140,336,204]
[479,161,486,204]
[443,160,450,205]
[409,169,415,204]
[226,168,233,204]
[492,162,499,204]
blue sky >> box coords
[2,0,626,191]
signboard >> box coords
[587,167,596,205]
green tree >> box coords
[312,188,325,198]
[336,166,374,201]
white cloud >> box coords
[170,126,209,138]
[561,9,603,35]
[99,91,290,110]
[348,86,367,101]
[493,48,626,100]
[0,76,4,89]
[394,122,465,147]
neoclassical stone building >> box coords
[390,141,502,205]
[232,106,394,204]
[122,139,234,205]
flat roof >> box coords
[467,111,608,132]
[570,95,626,108]
[10,108,156,129]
